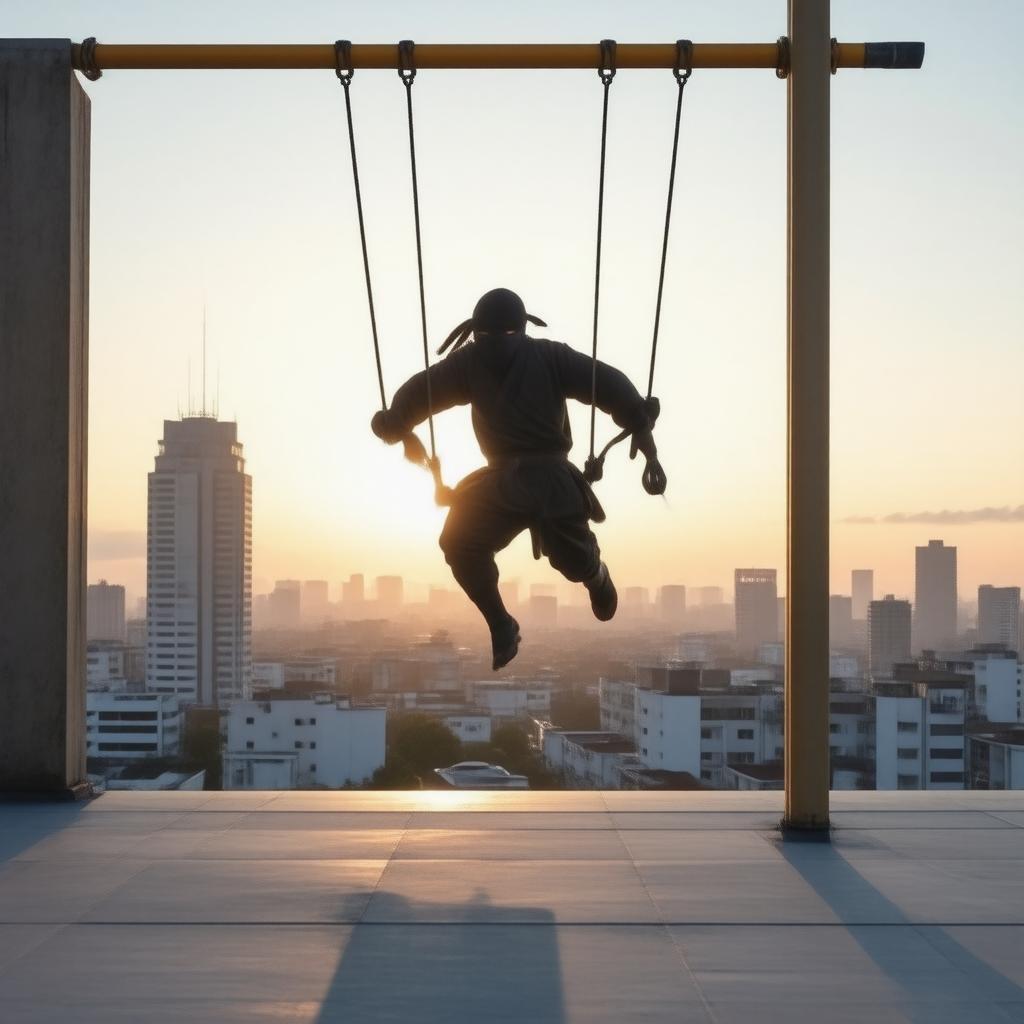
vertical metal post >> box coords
[783,1,831,834]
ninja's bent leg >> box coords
[438,500,520,633]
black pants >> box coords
[439,462,601,631]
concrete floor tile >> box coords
[639,859,865,924]
[408,812,613,830]
[0,1000,325,1023]
[234,811,411,830]
[0,924,351,1004]
[0,859,148,924]
[610,812,782,830]
[80,860,387,924]
[364,859,660,923]
[842,857,1024,924]
[832,811,1015,830]
[190,829,405,860]
[0,926,62,974]
[394,828,628,860]
[669,924,998,1005]
[620,829,781,862]
[602,792,783,812]
[867,829,1024,860]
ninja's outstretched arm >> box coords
[370,348,473,444]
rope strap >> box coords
[335,40,386,411]
[586,39,616,481]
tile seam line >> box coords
[4,920,1022,927]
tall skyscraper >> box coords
[87,580,126,642]
[851,569,873,620]
[734,569,778,654]
[829,594,853,649]
[914,540,957,651]
[868,595,911,677]
[977,585,1021,651]
[659,585,687,625]
[146,417,252,705]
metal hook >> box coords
[398,39,416,84]
[334,39,354,85]
[598,39,616,85]
[674,39,693,84]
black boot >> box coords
[585,563,617,622]
[490,615,521,671]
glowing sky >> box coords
[9,1,1022,605]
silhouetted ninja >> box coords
[371,288,664,671]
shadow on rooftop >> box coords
[0,800,86,862]
[315,889,565,1023]
[779,837,1024,1018]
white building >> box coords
[959,647,1019,723]
[86,692,181,760]
[465,680,552,719]
[87,580,126,642]
[442,714,492,744]
[223,695,385,789]
[252,658,336,691]
[86,642,128,690]
[977,586,1021,652]
[541,729,637,789]
[146,416,252,706]
[875,675,967,790]
[968,726,1024,789]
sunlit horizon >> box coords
[9,0,1019,607]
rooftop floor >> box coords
[1,790,1023,1022]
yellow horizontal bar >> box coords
[72,41,883,73]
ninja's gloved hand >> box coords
[370,410,403,445]
[630,428,658,462]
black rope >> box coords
[334,41,386,411]
[647,39,692,399]
[587,39,616,472]
[398,39,436,462]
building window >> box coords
[897,748,918,760]
[929,771,964,783]
[897,774,919,789]
[930,724,963,736]
[930,748,962,760]
[897,722,918,733]
[245,717,254,725]
[700,752,712,761]
[294,718,304,726]
[642,727,648,735]
[700,728,712,740]
[309,764,317,772]
[829,723,842,735]
[246,741,254,751]
[737,729,754,740]
[731,752,755,764]
[294,741,303,749]
[310,717,317,726]
[700,770,712,780]
[310,741,317,750]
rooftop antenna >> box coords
[215,363,220,419]
[202,304,207,417]
[187,356,192,417]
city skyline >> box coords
[21,0,1013,603]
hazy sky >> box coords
[10,1,1023,605]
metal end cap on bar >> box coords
[864,41,925,69]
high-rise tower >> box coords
[734,569,778,655]
[914,540,957,652]
[145,416,252,705]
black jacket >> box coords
[386,334,650,462]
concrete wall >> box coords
[0,40,90,795]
